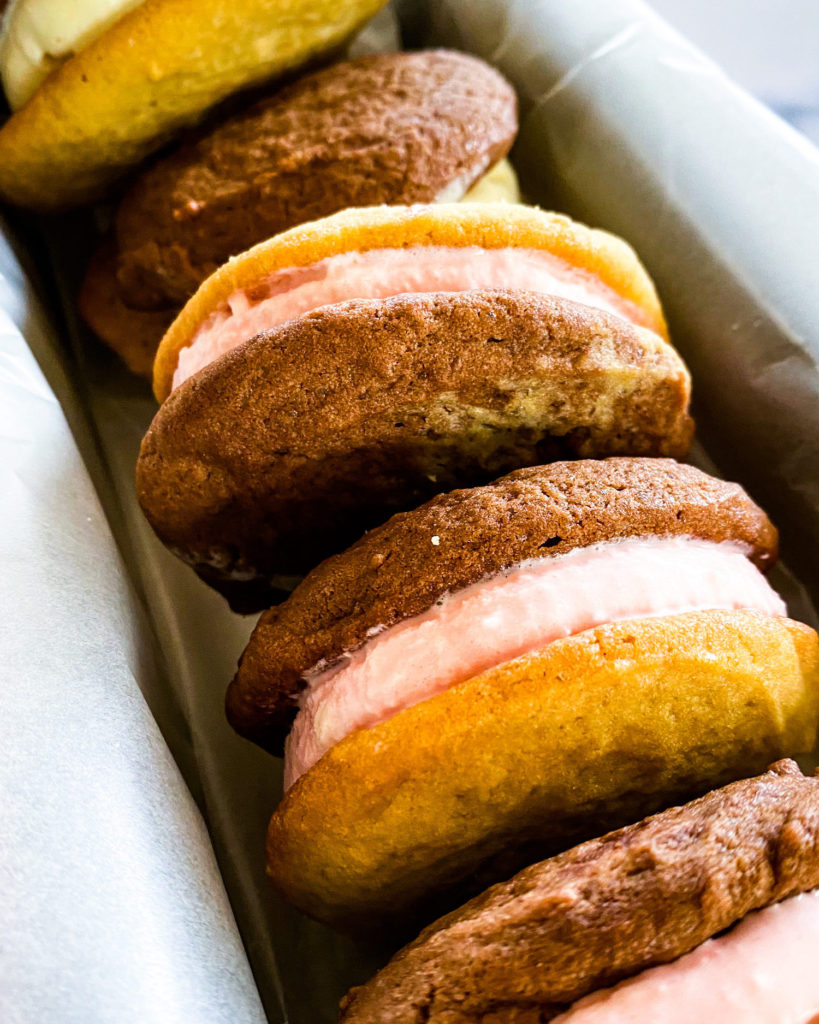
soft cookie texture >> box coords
[0,0,387,209]
[227,458,775,749]
[112,50,518,311]
[337,761,819,1022]
[265,610,819,931]
[77,236,175,377]
[136,292,693,610]
[152,203,669,401]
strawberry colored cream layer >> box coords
[282,536,785,789]
[552,889,819,1023]
[172,245,649,390]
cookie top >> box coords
[0,0,387,209]
[152,202,669,401]
[114,50,518,310]
[226,455,776,750]
[338,760,819,1022]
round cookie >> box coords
[338,761,819,1022]
[227,457,776,748]
[136,292,693,610]
[152,202,670,402]
[112,50,519,311]
[0,0,387,209]
[77,237,175,378]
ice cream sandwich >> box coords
[227,458,819,930]
[0,0,387,209]
[151,202,670,402]
[338,760,819,1022]
[78,50,520,375]
[136,289,692,610]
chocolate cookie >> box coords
[114,50,518,311]
[228,457,771,750]
[338,761,819,1022]
[136,291,693,610]
[78,237,175,378]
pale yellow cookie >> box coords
[462,157,520,203]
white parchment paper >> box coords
[0,222,267,1024]
[2,2,819,1022]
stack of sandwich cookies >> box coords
[5,4,816,1015]
[338,761,819,1022]
[78,50,520,375]
[136,288,692,610]
[225,458,819,930]
[0,0,388,208]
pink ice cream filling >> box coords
[552,888,819,1023]
[172,245,651,390]
[282,536,785,789]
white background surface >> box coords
[650,0,819,143]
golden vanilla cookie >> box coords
[268,610,819,930]
[461,155,520,204]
